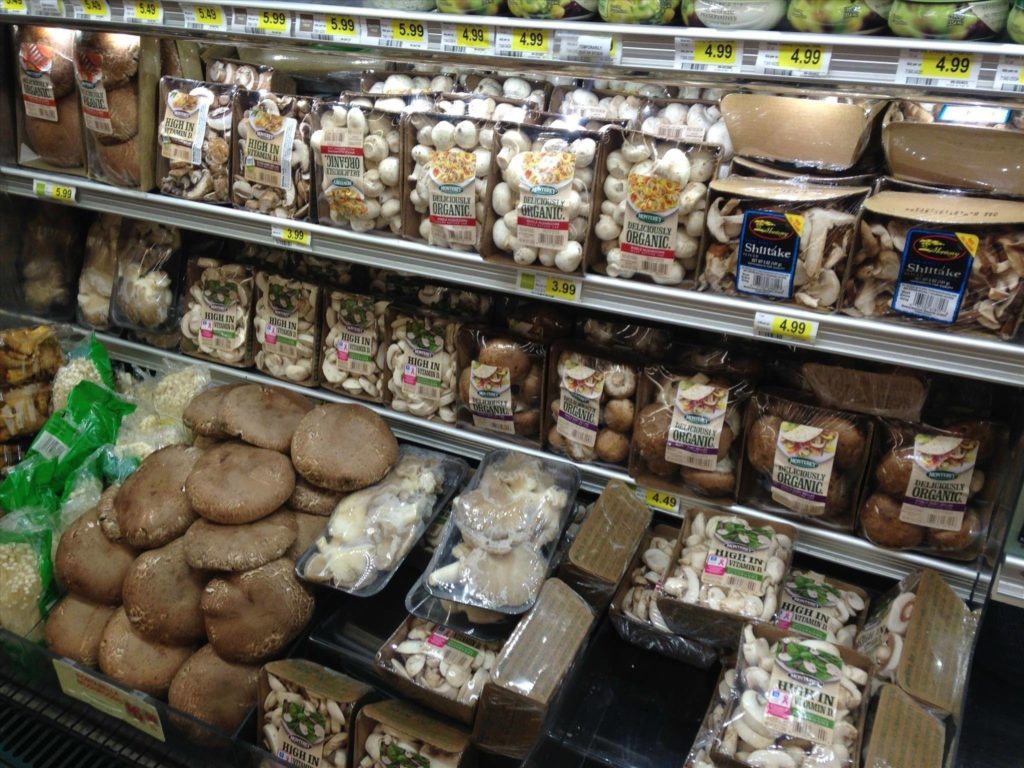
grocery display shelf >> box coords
[995,552,1024,608]
[4,165,1024,388]
[3,0,1024,98]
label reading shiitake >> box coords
[19,43,58,122]
[771,422,837,517]
[899,434,978,532]
[243,108,296,190]
[74,49,113,135]
[665,381,729,470]
[160,89,209,165]
[469,360,515,434]
[620,172,682,279]
[557,364,605,448]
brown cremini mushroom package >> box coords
[354,698,473,768]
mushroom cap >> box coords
[747,415,782,476]
[201,558,313,663]
[681,464,737,498]
[81,32,140,90]
[98,608,193,698]
[287,476,345,516]
[478,339,532,383]
[44,594,117,668]
[19,26,76,98]
[183,384,242,438]
[290,404,398,492]
[219,384,313,453]
[24,94,84,168]
[860,493,924,548]
[183,510,297,572]
[945,421,995,463]
[633,403,674,476]
[96,136,141,187]
[925,509,979,552]
[122,537,209,645]
[832,418,865,470]
[168,645,259,733]
[115,444,203,549]
[55,506,137,604]
[595,429,631,464]
[96,483,124,542]
[604,398,635,433]
[101,82,139,144]
[876,448,914,497]
[285,510,327,561]
[186,442,295,524]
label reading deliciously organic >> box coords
[701,518,774,595]
[516,151,576,250]
[424,628,479,670]
[321,127,364,191]
[331,295,376,376]
[277,697,327,767]
[469,360,515,434]
[160,89,209,165]
[74,49,112,135]
[736,210,803,299]
[428,148,477,245]
[892,229,976,324]
[400,321,449,402]
[262,276,307,360]
[764,639,843,746]
[775,572,846,641]
[899,434,978,531]
[665,380,729,470]
[243,108,296,190]
[771,422,837,516]
[19,43,58,121]
[620,172,682,278]
[557,364,605,448]
[199,272,243,351]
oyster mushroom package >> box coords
[13,26,86,173]
[75,32,158,189]
[353,698,472,768]
[77,214,121,329]
[383,305,460,423]
[741,392,875,531]
[179,257,256,368]
[482,122,604,275]
[425,450,580,614]
[842,190,1024,339]
[699,179,870,312]
[109,221,183,336]
[709,624,873,768]
[455,327,546,446]
[771,570,869,648]
[321,290,390,403]
[231,90,312,220]
[259,659,372,768]
[545,343,639,467]
[253,270,321,387]
[156,78,235,204]
[589,131,719,287]
[858,418,1007,560]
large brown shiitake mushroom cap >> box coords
[285,510,327,561]
[99,82,139,144]
[290,404,397,492]
[287,476,345,516]
[122,537,208,645]
[183,511,297,572]
[186,442,295,524]
[115,444,202,549]
[95,136,140,187]
[219,384,313,453]
[183,384,243,438]
[55,506,137,605]
[19,27,76,98]
[98,608,193,698]
[168,645,259,733]
[44,594,117,667]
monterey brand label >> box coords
[557,364,605,448]
[160,90,209,165]
[763,639,843,746]
[19,43,58,122]
[775,572,846,641]
[771,422,837,517]
[736,210,803,300]
[428,147,477,245]
[516,151,575,250]
[331,294,376,376]
[243,108,296,190]
[899,433,978,531]
[892,229,976,324]
[75,49,113,135]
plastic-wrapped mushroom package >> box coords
[109,221,183,335]
[354,699,471,768]
[616,527,679,633]
[179,257,256,368]
[404,112,493,251]
[231,90,312,220]
[384,306,460,423]
[253,271,320,387]
[638,97,734,161]
[157,78,235,203]
[77,214,122,329]
[551,87,646,124]
[321,290,389,403]
[435,93,532,126]
[311,97,403,234]
[772,570,869,648]
[842,191,1024,339]
[711,625,871,768]
[503,300,575,343]
[229,241,288,273]
[456,327,545,446]
[299,447,466,596]
[680,0,789,28]
[484,123,600,274]
[13,204,88,319]
[14,26,85,171]
[545,344,639,467]
[590,131,719,286]
[888,0,1010,39]
[579,315,672,358]
[853,576,917,683]
[630,362,753,498]
[207,59,277,91]
[366,71,456,97]
[742,392,874,531]
[459,73,549,110]
[859,418,1006,560]
[425,451,579,614]
[788,0,894,33]
[598,0,681,23]
[684,666,739,768]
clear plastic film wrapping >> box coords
[178,257,256,368]
[501,298,575,343]
[434,92,533,124]
[109,220,183,336]
[369,269,494,320]
[739,390,875,531]
[0,325,64,389]
[770,569,869,648]
[77,214,121,329]
[797,359,929,422]
[292,252,357,289]
[888,0,1011,40]
[253,270,321,388]
[861,683,947,768]
[578,313,673,359]
[0,383,53,444]
[320,289,390,403]
[636,92,734,161]
[680,0,789,30]
[787,0,894,33]
[683,665,737,768]
[456,73,551,111]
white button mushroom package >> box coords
[457,73,551,112]
[434,92,534,125]
[637,93,734,161]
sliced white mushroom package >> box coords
[482,122,603,274]
[253,270,321,387]
[383,305,460,423]
[77,214,122,329]
[771,570,869,648]
[684,666,741,768]
[207,58,283,92]
[156,77,235,204]
[424,450,580,614]
[710,624,873,768]
[353,698,472,768]
[320,290,389,403]
[178,257,256,368]
[589,131,719,287]
[699,178,870,312]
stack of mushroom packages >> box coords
[43,382,400,736]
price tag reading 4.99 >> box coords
[676,38,744,73]
[504,28,551,58]
[757,43,831,75]
[753,312,819,344]
[920,51,975,79]
[897,49,980,88]
[517,271,582,304]
[442,23,492,53]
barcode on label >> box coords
[534,232,567,248]
[337,358,375,376]
[998,83,1024,93]
[32,431,68,459]
[623,254,673,277]
[654,124,706,142]
[903,76,943,87]
[406,383,440,399]
[894,286,957,322]
[924,512,961,530]
[804,723,832,745]
[442,644,475,669]
[432,225,477,245]
[725,575,760,593]
[760,67,824,78]
[738,269,790,298]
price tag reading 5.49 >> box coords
[78,0,110,19]
[753,312,819,344]
[517,271,582,304]
[125,0,162,23]
[186,4,224,28]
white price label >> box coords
[994,55,1024,94]
[895,49,981,89]
[495,28,553,60]
[123,0,162,24]
[246,8,291,35]
[30,0,62,14]
[756,42,831,77]
[675,38,744,73]
[379,19,429,49]
[559,33,620,64]
[517,270,582,303]
[272,225,312,249]
[73,0,110,20]
[33,179,76,203]
[311,14,366,42]
[441,23,493,54]
[753,312,818,345]
[183,3,226,29]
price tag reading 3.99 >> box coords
[517,271,582,304]
[272,225,311,249]
[753,312,819,344]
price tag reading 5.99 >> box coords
[251,9,290,34]
[383,19,427,47]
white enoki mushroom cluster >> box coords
[52,357,107,411]
[262,673,349,768]
[620,535,675,631]
[436,94,528,123]
[159,85,233,202]
[359,722,458,768]
[686,668,738,768]
[321,293,388,401]
[311,102,402,233]
[386,618,497,707]
[408,115,490,250]
[466,74,546,108]
[0,542,44,637]
[663,511,791,621]
[254,272,318,385]
[640,101,733,161]
[180,261,252,365]
[596,135,715,285]
[491,128,596,273]
[702,199,855,310]
[717,627,867,768]
[78,215,120,328]
[558,88,645,122]
[775,570,865,647]
[385,311,458,423]
[856,591,914,680]
[369,72,455,96]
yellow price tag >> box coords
[273,226,311,247]
[511,28,549,54]
[191,4,223,25]
[130,0,160,21]
[257,9,289,33]
[518,271,582,303]
[455,24,489,49]
[754,312,818,344]
[33,179,76,202]
[920,51,975,80]
[324,15,358,36]
[642,488,679,514]
[81,0,108,16]
[778,44,827,71]
[1,0,28,14]
[693,40,738,66]
[391,19,426,42]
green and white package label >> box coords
[764,639,843,746]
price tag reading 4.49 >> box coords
[642,488,679,515]
[249,8,291,35]
[517,271,582,303]
[753,312,819,344]
[272,225,311,249]
[33,179,76,203]
[124,0,162,24]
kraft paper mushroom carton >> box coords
[861,684,945,768]
[353,698,473,768]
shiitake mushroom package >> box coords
[859,418,1007,560]
[740,392,875,530]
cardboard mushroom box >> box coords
[354,698,472,768]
